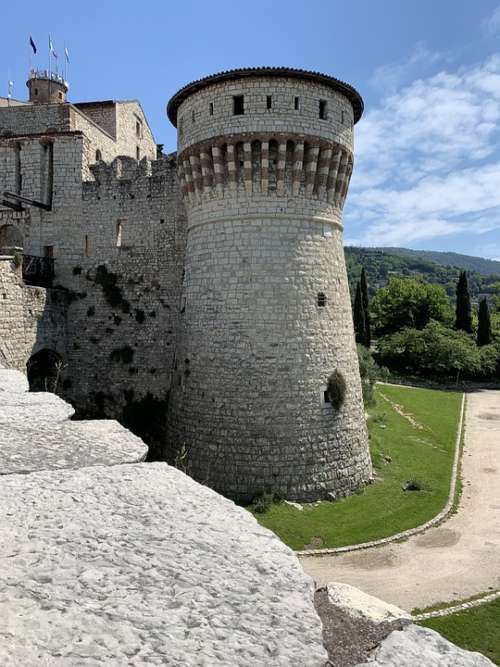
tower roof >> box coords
[167,66,364,126]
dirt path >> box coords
[300,390,500,611]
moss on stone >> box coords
[109,345,134,364]
[94,265,131,314]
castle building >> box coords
[0,67,371,501]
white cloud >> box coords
[483,5,500,36]
[346,54,500,253]
[370,43,449,93]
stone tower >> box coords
[26,69,68,104]
[166,67,371,502]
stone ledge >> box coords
[1,462,327,666]
[0,367,147,474]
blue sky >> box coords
[2,1,500,258]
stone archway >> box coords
[0,224,23,254]
[27,349,64,393]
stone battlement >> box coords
[85,153,177,187]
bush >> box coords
[376,320,498,381]
[13,250,22,268]
[357,345,389,407]
[402,478,426,492]
[250,492,275,514]
[327,369,347,410]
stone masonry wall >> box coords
[53,156,186,458]
[0,104,71,136]
[73,102,117,138]
[0,258,66,370]
[167,74,371,502]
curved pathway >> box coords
[300,390,500,611]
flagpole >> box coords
[48,35,51,100]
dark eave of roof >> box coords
[167,66,364,126]
[74,100,116,108]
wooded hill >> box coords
[345,246,500,300]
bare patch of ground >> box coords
[378,392,425,430]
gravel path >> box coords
[300,390,500,611]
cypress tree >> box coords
[360,268,371,348]
[477,298,491,346]
[455,271,473,333]
[353,281,367,346]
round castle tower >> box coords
[166,67,372,502]
[27,69,68,104]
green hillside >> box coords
[345,246,500,299]
[376,247,500,275]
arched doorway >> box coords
[0,224,23,253]
[27,349,64,393]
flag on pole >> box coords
[49,36,57,58]
[29,36,37,54]
[64,47,70,63]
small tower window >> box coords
[95,149,102,162]
[341,110,345,124]
[136,146,140,160]
[233,95,244,115]
[34,88,38,96]
[116,221,123,248]
[319,99,328,120]
[266,95,272,110]
[136,120,142,138]
[58,91,63,100]
[192,110,195,123]
[209,102,214,115]
[84,235,90,257]
[317,292,327,307]
[43,245,54,259]
[294,96,299,110]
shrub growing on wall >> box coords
[327,370,347,410]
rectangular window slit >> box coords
[266,95,272,110]
[319,99,328,120]
[233,95,244,115]
[294,96,299,110]
[209,102,214,115]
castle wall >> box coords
[116,102,157,160]
[0,90,180,458]
[51,156,186,457]
[0,257,66,370]
[167,74,370,501]
[0,104,71,136]
[0,133,87,257]
[73,102,117,138]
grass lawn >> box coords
[420,598,500,665]
[250,384,463,550]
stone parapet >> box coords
[177,132,352,211]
